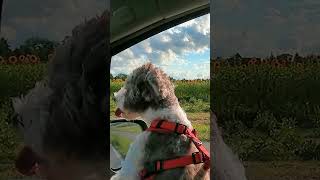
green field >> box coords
[0,64,47,179]
[110,79,210,140]
[211,62,320,161]
[0,64,210,178]
[211,61,320,179]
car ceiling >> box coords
[111,0,209,53]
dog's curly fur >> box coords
[123,63,178,113]
[12,10,109,180]
[112,63,209,180]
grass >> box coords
[110,133,132,158]
[110,122,143,134]
[193,122,210,141]
[110,79,210,141]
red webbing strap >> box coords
[140,119,211,179]
[139,152,206,179]
[184,128,210,170]
[162,152,205,169]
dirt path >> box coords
[244,161,320,180]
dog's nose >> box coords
[115,108,123,117]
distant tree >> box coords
[110,73,113,80]
[294,52,302,62]
[233,52,242,60]
[0,37,11,56]
[270,52,275,60]
[115,73,128,80]
[18,37,59,61]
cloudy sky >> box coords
[1,0,107,48]
[111,14,210,80]
[212,0,320,58]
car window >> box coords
[110,13,210,160]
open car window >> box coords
[110,13,210,167]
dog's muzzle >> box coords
[115,108,123,117]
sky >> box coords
[1,0,107,48]
[111,14,210,80]
[211,0,320,58]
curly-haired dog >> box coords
[11,10,109,180]
[210,112,247,180]
[111,63,210,180]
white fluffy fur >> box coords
[11,80,53,155]
[111,94,193,180]
[211,113,247,180]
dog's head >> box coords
[10,10,109,180]
[114,63,178,120]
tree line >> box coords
[0,37,59,62]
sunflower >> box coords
[19,55,28,64]
[248,59,257,66]
[0,56,6,64]
[8,56,18,64]
[30,55,40,64]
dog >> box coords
[111,63,210,180]
[11,10,109,180]
[210,112,247,180]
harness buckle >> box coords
[193,139,203,146]
[191,152,204,164]
[142,160,163,177]
[174,124,188,134]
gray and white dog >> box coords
[11,10,109,180]
[111,63,210,180]
[211,112,247,180]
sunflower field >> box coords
[211,58,320,161]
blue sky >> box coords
[211,0,320,58]
[111,14,210,80]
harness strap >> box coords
[139,152,206,177]
[140,119,210,180]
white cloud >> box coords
[111,14,210,79]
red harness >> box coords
[139,119,210,180]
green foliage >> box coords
[0,64,47,102]
[0,38,11,57]
[214,63,320,161]
[110,134,132,158]
[0,102,19,163]
[114,73,128,81]
[18,37,58,62]
[296,140,320,160]
[110,80,210,113]
[213,63,320,129]
[0,37,58,61]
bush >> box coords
[0,102,19,163]
[296,140,320,160]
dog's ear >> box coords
[143,74,161,101]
